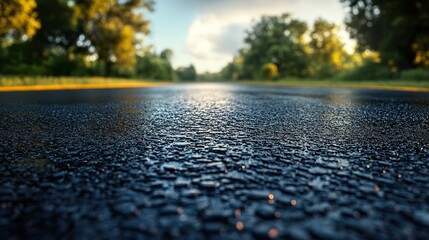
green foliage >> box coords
[198,72,222,81]
[2,63,50,76]
[309,19,348,78]
[222,14,352,81]
[261,63,279,80]
[311,63,338,79]
[176,65,197,81]
[221,55,244,80]
[79,0,153,76]
[160,49,173,61]
[337,62,396,81]
[135,49,176,80]
[400,68,429,81]
[1,2,427,83]
[0,0,40,39]
[0,0,154,77]
[341,0,429,70]
[241,14,310,79]
[31,0,79,53]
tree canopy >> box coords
[177,65,197,81]
[222,14,350,80]
[342,0,429,70]
[1,0,154,76]
[135,47,176,80]
[309,19,348,78]
[242,14,310,79]
[0,0,41,40]
[84,0,152,75]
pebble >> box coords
[308,167,331,175]
[200,180,219,189]
[255,205,278,219]
[247,191,272,200]
[203,209,233,222]
[113,202,137,215]
[413,211,429,227]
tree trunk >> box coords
[401,48,417,70]
[105,60,112,77]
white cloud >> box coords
[185,0,351,73]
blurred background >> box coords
[0,0,428,85]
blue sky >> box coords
[145,0,352,73]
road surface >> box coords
[1,83,429,239]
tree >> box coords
[0,0,155,77]
[11,0,98,76]
[0,0,40,40]
[341,0,429,70]
[198,71,222,81]
[242,14,310,78]
[160,49,173,61]
[309,18,348,77]
[221,55,244,80]
[261,63,279,80]
[80,0,153,76]
[176,65,197,81]
[25,0,153,76]
[0,0,80,76]
[29,0,82,60]
[135,48,176,80]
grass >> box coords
[1,76,429,92]
[0,76,169,92]
[238,79,429,92]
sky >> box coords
[145,0,352,73]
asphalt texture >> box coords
[1,83,429,240]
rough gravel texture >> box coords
[1,84,429,240]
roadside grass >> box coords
[0,76,169,91]
[238,79,429,91]
[1,76,429,92]
[0,76,161,86]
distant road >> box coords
[1,84,429,239]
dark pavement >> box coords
[1,83,429,239]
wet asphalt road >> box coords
[1,83,429,240]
